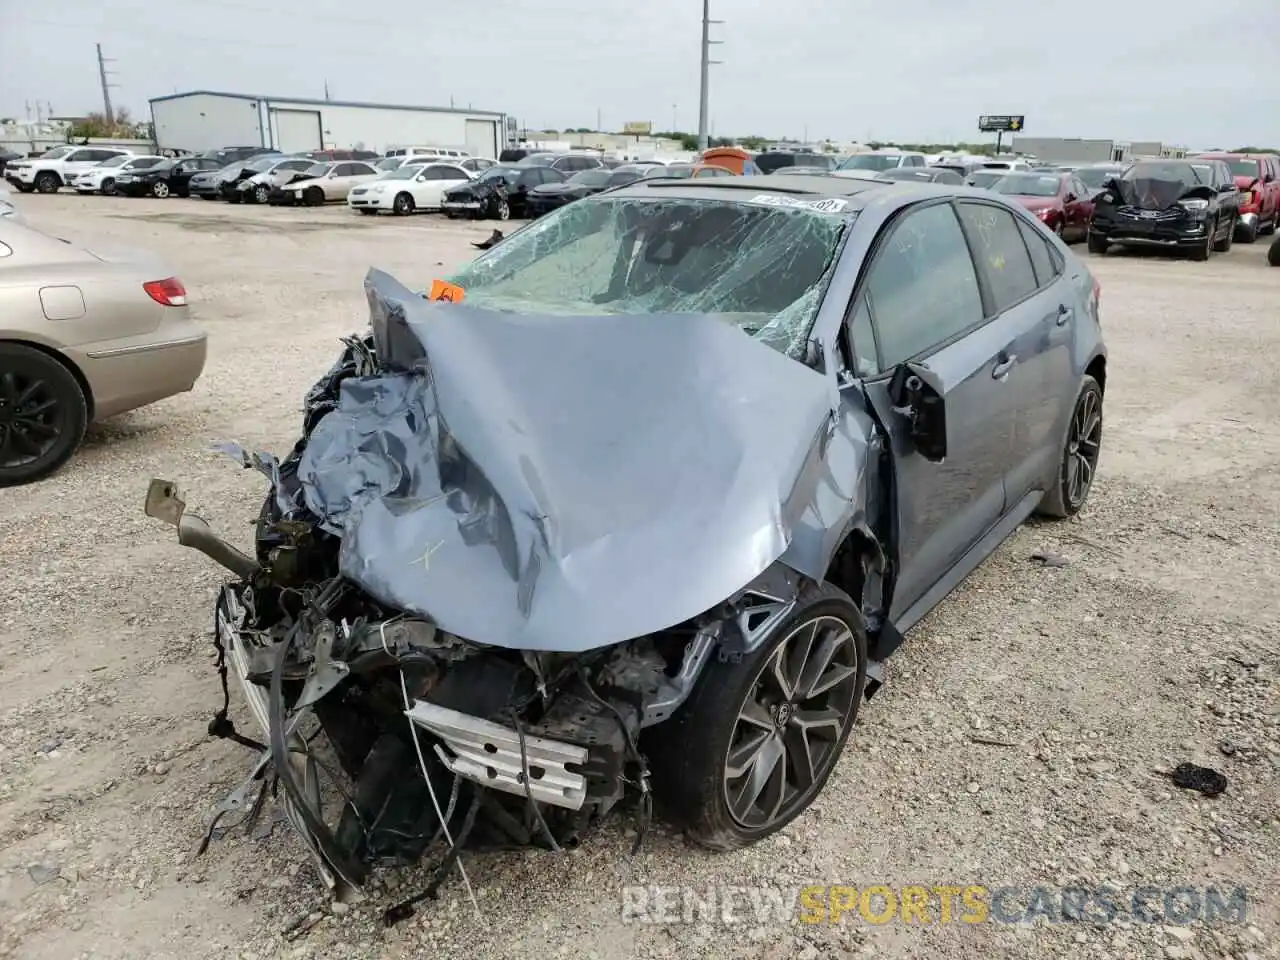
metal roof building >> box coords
[149,90,509,158]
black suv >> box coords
[1089,158,1242,260]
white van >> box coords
[383,146,472,161]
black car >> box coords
[754,152,837,174]
[0,148,21,175]
[115,155,227,198]
[877,167,965,185]
[516,152,604,174]
[440,165,567,220]
[1089,159,1241,260]
[1075,163,1128,200]
[525,168,616,216]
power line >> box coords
[96,43,119,121]
[696,0,723,151]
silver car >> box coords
[0,219,207,485]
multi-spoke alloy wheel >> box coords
[649,583,867,851]
[1039,374,1103,518]
[724,615,860,829]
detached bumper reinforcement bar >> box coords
[405,701,588,810]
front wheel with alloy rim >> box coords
[34,172,60,194]
[650,582,867,851]
[254,184,270,204]
[0,344,89,487]
[1087,232,1108,255]
[492,197,511,220]
[100,178,116,196]
[305,186,325,206]
[393,193,414,216]
[151,180,170,198]
[1190,219,1215,261]
[1038,375,1103,518]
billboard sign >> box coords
[978,115,1025,133]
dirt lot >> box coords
[0,195,1276,960]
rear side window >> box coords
[956,201,1040,314]
[864,202,985,367]
[1015,217,1060,288]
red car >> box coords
[1191,153,1280,242]
[986,171,1094,242]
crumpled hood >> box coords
[293,268,833,653]
[1115,176,1204,211]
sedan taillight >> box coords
[144,277,188,306]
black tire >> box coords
[151,180,171,199]
[357,208,376,216]
[304,186,324,207]
[100,178,116,196]
[650,581,867,851]
[1038,375,1103,519]
[0,343,89,487]
[1235,219,1256,244]
[393,192,414,216]
[1087,232,1108,255]
[1261,213,1277,236]
[254,184,270,204]
[495,198,511,221]
[1268,235,1280,267]
[34,172,60,194]
[227,192,242,204]
[1190,219,1214,261]
[15,184,34,194]
[1214,216,1235,252]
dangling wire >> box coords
[381,621,481,921]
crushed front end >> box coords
[146,268,837,901]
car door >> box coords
[955,199,1079,506]
[62,149,99,178]
[855,199,1014,620]
[1070,176,1096,240]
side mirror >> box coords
[888,362,947,462]
[1219,183,1236,193]
[1064,192,1077,203]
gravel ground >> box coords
[0,195,1276,960]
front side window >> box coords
[956,201,1039,314]
[864,202,984,367]
[446,197,849,361]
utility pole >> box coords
[696,0,723,151]
[96,43,117,123]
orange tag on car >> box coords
[428,279,465,303]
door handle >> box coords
[992,353,1017,379]
[1056,303,1073,326]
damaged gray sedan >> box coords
[147,173,1107,905]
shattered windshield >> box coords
[840,154,900,171]
[479,166,521,184]
[991,174,1062,197]
[567,169,612,187]
[1076,167,1120,188]
[446,196,849,361]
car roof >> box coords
[604,172,921,208]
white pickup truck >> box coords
[3,145,134,194]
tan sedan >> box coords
[0,218,207,486]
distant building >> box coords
[1011,136,1188,164]
[148,90,508,157]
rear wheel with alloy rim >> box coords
[151,180,170,198]
[0,344,88,487]
[650,582,867,850]
[393,193,414,215]
[1038,375,1103,518]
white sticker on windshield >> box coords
[749,194,849,213]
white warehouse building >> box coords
[149,90,508,158]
